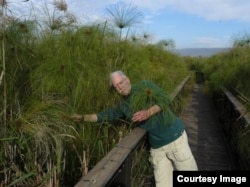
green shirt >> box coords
[97,80,184,149]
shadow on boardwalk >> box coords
[181,84,234,170]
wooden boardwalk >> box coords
[181,84,234,170]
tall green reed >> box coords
[0,1,191,186]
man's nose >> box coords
[117,84,122,89]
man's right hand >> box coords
[70,113,83,121]
[71,113,98,122]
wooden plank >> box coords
[182,84,234,170]
[170,76,190,101]
[116,127,147,151]
[74,128,147,187]
[221,87,250,126]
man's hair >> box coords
[109,70,127,86]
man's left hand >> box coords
[132,110,150,122]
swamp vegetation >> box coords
[0,1,250,186]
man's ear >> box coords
[126,77,130,84]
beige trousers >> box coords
[149,130,198,187]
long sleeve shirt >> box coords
[97,80,185,149]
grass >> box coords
[1,1,250,186]
[0,2,191,186]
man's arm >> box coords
[147,104,161,117]
[132,104,161,122]
[84,114,98,122]
[71,113,98,122]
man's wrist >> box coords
[146,109,151,118]
[81,114,98,122]
[147,105,161,117]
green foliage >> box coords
[131,147,153,186]
[238,126,250,169]
[106,1,143,40]
[0,2,191,186]
[201,47,250,99]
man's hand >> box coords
[132,110,150,122]
[71,113,98,122]
[132,105,161,122]
[71,113,83,121]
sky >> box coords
[7,0,250,49]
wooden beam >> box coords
[74,127,147,187]
[221,87,250,126]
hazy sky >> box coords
[8,0,250,49]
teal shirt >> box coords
[97,80,184,149]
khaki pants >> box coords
[149,130,198,187]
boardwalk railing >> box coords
[215,87,250,170]
[221,87,250,126]
[74,76,191,187]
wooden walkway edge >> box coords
[181,84,234,170]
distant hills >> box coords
[174,48,231,57]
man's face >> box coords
[111,74,131,96]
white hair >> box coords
[109,70,127,86]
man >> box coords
[71,70,198,187]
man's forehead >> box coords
[113,73,122,79]
[112,74,123,83]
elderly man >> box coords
[71,70,198,187]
